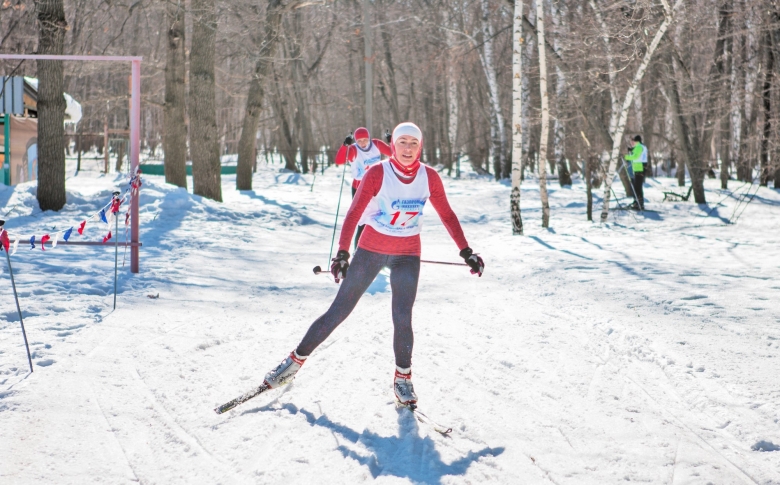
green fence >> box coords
[139,164,237,176]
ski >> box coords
[214,383,271,414]
[397,401,453,435]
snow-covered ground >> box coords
[1,161,779,484]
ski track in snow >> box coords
[1,163,779,484]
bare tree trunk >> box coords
[511,0,524,235]
[115,141,125,172]
[164,0,187,189]
[35,0,68,211]
[550,0,570,187]
[730,16,744,183]
[666,45,707,203]
[600,0,678,221]
[380,4,400,124]
[675,151,685,186]
[760,28,773,186]
[586,155,594,221]
[771,2,780,188]
[236,0,284,190]
[721,1,734,190]
[536,0,550,228]
[189,0,222,201]
[480,0,507,180]
[522,0,535,179]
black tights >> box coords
[296,249,420,368]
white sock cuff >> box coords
[293,350,308,360]
[395,366,411,375]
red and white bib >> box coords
[359,161,430,237]
[352,142,383,181]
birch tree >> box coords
[447,29,459,176]
[536,0,550,228]
[511,0,524,235]
[600,0,681,223]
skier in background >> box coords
[335,127,392,246]
[263,122,484,406]
[625,135,648,210]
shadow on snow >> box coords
[242,401,504,484]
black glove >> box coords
[459,247,484,277]
[343,133,354,146]
[384,130,392,144]
[330,249,350,282]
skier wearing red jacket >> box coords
[263,122,484,406]
[335,127,392,246]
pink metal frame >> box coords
[0,54,142,273]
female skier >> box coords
[263,122,484,405]
[335,127,392,246]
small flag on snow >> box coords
[40,234,50,251]
[11,237,20,255]
[63,227,73,241]
[100,209,108,224]
[102,231,112,244]
[78,220,87,235]
[51,232,60,249]
[30,235,35,249]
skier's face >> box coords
[394,135,420,166]
[356,138,370,149]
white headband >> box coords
[392,122,422,142]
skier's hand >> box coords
[459,247,484,277]
[384,130,392,143]
[331,250,350,283]
[343,134,354,146]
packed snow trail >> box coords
[0,163,778,484]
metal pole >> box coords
[363,0,373,133]
[113,200,119,310]
[3,247,33,373]
[103,117,109,173]
[3,114,10,185]
[130,59,140,274]
[76,130,82,174]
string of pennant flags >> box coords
[0,170,142,256]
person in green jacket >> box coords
[625,135,648,210]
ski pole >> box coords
[420,259,468,267]
[326,161,348,268]
[312,259,468,275]
[0,222,33,373]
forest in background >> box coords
[2,0,779,218]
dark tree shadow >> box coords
[528,235,594,261]
[241,402,504,484]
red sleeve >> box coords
[335,145,347,165]
[426,167,469,251]
[338,165,384,253]
[373,139,392,156]
[335,146,357,165]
